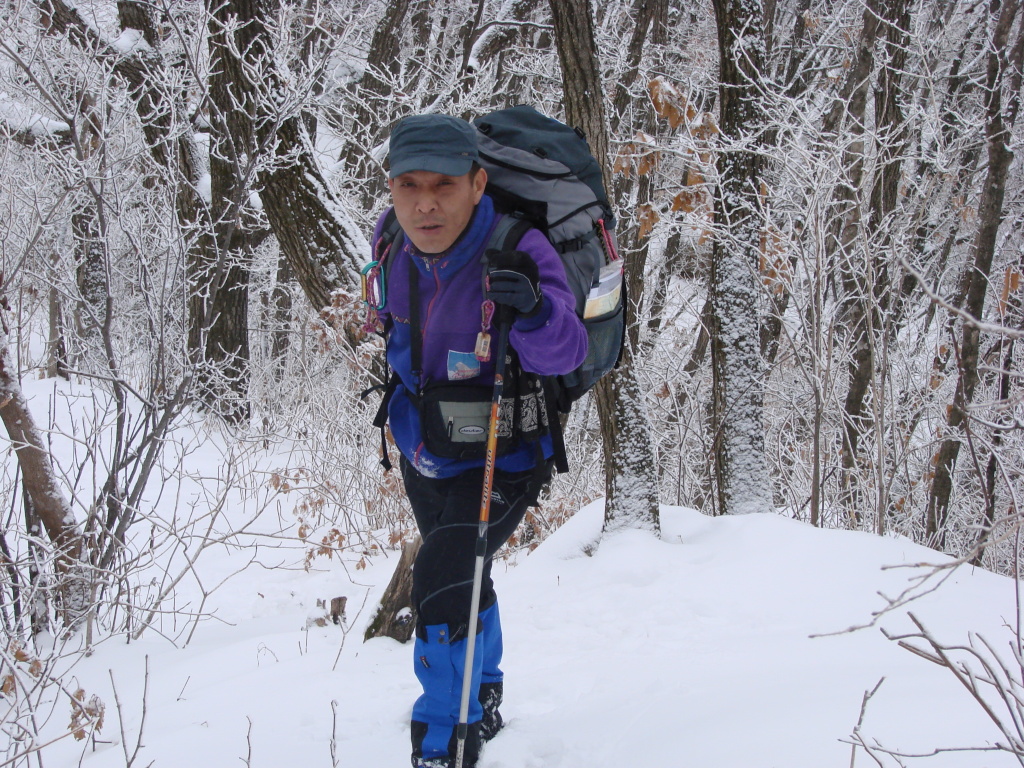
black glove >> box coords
[485,249,542,318]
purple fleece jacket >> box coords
[372,194,587,478]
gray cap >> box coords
[388,115,479,178]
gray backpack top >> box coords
[472,105,625,411]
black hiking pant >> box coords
[400,455,551,632]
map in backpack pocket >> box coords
[448,350,480,381]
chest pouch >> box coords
[415,360,552,461]
[417,383,515,460]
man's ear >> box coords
[387,178,395,193]
[472,167,487,204]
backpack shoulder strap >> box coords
[543,377,570,474]
[488,214,534,254]
[380,207,403,248]
[379,208,404,281]
[366,208,406,471]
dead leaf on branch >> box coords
[999,265,1022,315]
[69,689,105,740]
[613,147,633,175]
[683,165,705,186]
[691,113,719,140]
[615,132,659,177]
[638,150,660,176]
[649,77,695,129]
[637,205,660,240]
[672,190,702,213]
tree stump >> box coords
[363,536,421,643]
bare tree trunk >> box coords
[549,0,660,533]
[46,277,68,380]
[72,203,105,327]
[340,0,413,209]
[178,0,365,318]
[839,0,912,523]
[0,295,87,629]
[779,0,814,98]
[478,0,544,107]
[609,0,667,134]
[708,0,772,516]
[270,254,293,373]
[198,0,265,422]
[814,0,882,513]
[973,333,1017,566]
[363,537,421,643]
[41,0,208,368]
[926,0,1023,549]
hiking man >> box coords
[369,114,587,767]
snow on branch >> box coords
[0,97,71,146]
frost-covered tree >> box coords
[925,0,1024,550]
[549,0,661,533]
[707,0,772,515]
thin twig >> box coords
[850,678,885,768]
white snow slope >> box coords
[39,497,1023,768]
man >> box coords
[370,114,587,767]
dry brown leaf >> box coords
[648,78,687,129]
[637,205,660,239]
[637,151,660,176]
[613,148,633,175]
[672,190,697,213]
[999,265,1022,315]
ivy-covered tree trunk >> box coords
[708,0,772,516]
[549,0,660,534]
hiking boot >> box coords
[478,681,504,742]
[413,751,476,768]
[410,724,479,768]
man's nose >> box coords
[415,193,438,213]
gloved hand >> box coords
[485,249,542,318]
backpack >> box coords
[473,105,624,413]
[364,106,624,473]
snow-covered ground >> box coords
[39,493,1022,768]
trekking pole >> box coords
[454,310,512,768]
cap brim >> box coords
[389,154,475,179]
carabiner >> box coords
[361,261,386,310]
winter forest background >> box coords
[2,0,1024,763]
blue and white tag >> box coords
[447,350,480,381]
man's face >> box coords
[388,168,487,254]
